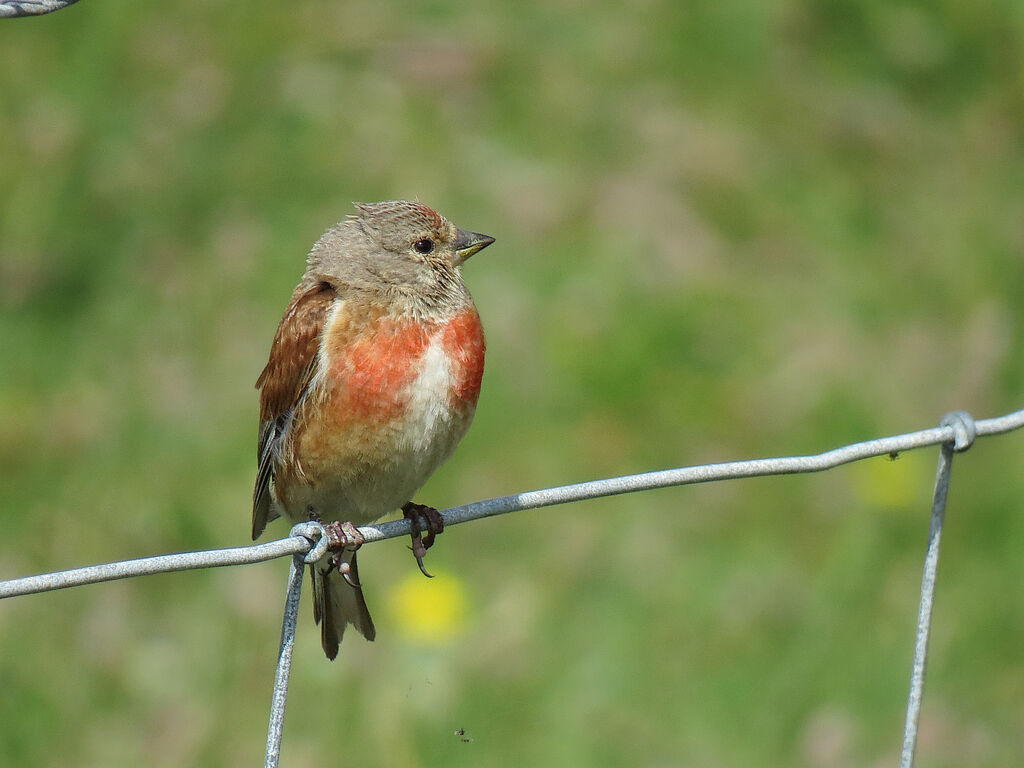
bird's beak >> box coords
[453,228,496,266]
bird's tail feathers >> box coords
[311,550,376,660]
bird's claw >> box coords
[402,502,444,578]
[321,520,365,587]
[335,554,362,588]
[412,548,432,578]
[324,551,362,587]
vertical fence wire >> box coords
[265,553,306,768]
[898,413,974,768]
[264,523,327,768]
[898,441,953,767]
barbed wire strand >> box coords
[0,0,79,17]
[2,407,1023,767]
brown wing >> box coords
[252,281,337,539]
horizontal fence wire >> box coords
[1,406,1022,768]
[0,535,315,599]
[3,407,1021,601]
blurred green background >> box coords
[2,0,1023,765]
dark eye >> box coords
[414,238,434,254]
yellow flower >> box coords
[385,570,468,644]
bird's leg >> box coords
[318,517,365,588]
[401,501,445,578]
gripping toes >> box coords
[401,501,445,578]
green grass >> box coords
[2,0,1023,765]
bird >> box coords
[251,200,494,659]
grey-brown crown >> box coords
[300,201,494,312]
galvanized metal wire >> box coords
[897,410,976,768]
[0,0,79,17]
[1,406,1022,767]
[265,541,310,768]
[0,535,316,599]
